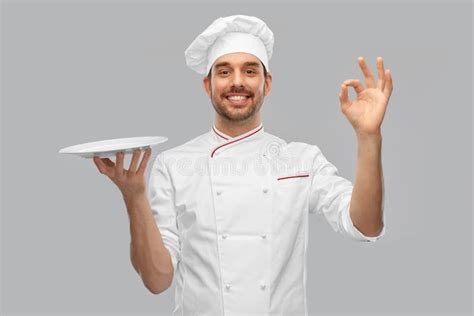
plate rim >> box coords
[58,136,168,154]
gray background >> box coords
[1,0,472,315]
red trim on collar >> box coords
[211,125,264,157]
[212,126,229,140]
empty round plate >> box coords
[58,136,168,158]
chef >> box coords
[93,14,392,316]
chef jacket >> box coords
[147,122,385,315]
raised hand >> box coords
[93,148,152,199]
[338,56,393,135]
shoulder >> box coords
[264,131,322,158]
[152,131,210,171]
[262,132,328,172]
[159,131,210,156]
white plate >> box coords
[58,136,168,159]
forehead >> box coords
[212,52,263,69]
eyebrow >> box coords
[214,61,262,69]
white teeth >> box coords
[227,96,248,101]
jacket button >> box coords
[262,188,269,194]
[260,284,266,290]
[225,283,231,290]
[216,190,222,196]
[261,234,267,239]
[222,234,228,239]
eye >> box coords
[246,70,256,74]
[219,71,229,75]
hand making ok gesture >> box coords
[339,56,393,135]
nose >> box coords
[231,71,244,87]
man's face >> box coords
[203,52,272,123]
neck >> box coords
[214,114,262,138]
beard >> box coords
[210,84,265,122]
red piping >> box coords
[212,126,229,140]
[277,174,309,181]
[211,125,264,157]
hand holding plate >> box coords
[93,148,152,199]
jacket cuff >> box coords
[342,206,386,242]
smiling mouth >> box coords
[225,95,251,106]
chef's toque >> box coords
[184,15,274,76]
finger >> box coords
[357,56,376,89]
[338,84,351,112]
[342,79,364,95]
[376,57,385,91]
[101,157,115,168]
[383,69,393,100]
[93,156,112,177]
[137,147,152,175]
[115,151,125,175]
[129,149,141,174]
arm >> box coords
[307,144,383,242]
[126,193,174,295]
[338,56,393,238]
[93,148,176,295]
[349,132,384,237]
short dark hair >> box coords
[207,61,268,80]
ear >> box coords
[264,71,272,96]
[203,76,211,98]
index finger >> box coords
[115,151,124,174]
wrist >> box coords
[123,191,148,207]
[356,130,382,142]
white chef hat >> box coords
[184,15,274,75]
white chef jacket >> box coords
[147,122,385,315]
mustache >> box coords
[222,88,253,97]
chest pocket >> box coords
[272,173,311,228]
[276,174,310,184]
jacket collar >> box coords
[212,124,232,141]
[211,122,263,141]
[210,122,264,157]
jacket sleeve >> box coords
[308,145,385,242]
[147,153,181,272]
